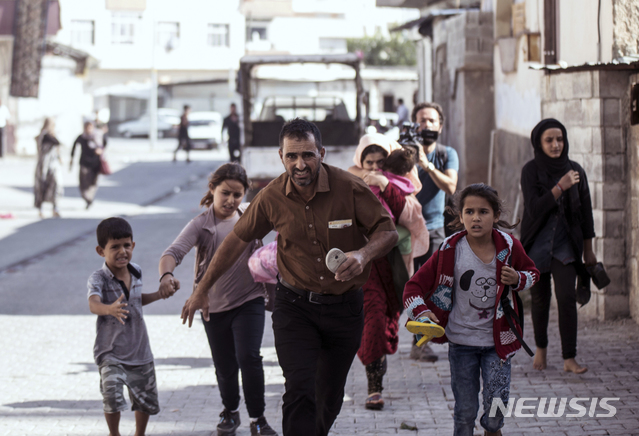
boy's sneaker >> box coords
[250,416,278,435]
[217,409,241,435]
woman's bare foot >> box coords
[564,358,588,374]
[533,347,547,370]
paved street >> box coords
[1,139,639,435]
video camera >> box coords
[398,122,423,164]
[398,122,423,147]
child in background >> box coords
[381,148,429,276]
[88,217,176,436]
[350,135,429,276]
[403,184,539,436]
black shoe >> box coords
[250,416,278,436]
[217,409,240,435]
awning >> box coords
[240,53,361,69]
[528,55,639,73]
[390,9,468,35]
[46,41,94,75]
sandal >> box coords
[365,393,384,410]
[406,319,445,347]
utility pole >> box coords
[149,9,157,151]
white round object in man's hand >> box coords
[326,248,348,273]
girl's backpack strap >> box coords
[501,285,534,357]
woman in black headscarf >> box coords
[520,118,596,374]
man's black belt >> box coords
[278,278,357,305]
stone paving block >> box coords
[2,303,639,435]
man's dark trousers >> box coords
[272,283,364,436]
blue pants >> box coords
[202,297,266,418]
[448,343,511,436]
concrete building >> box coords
[54,0,247,128]
[1,0,419,153]
[0,0,246,153]
[387,0,639,323]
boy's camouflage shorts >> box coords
[99,361,160,415]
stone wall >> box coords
[541,69,632,320]
[432,11,494,188]
[489,128,532,235]
[612,0,639,58]
[628,73,639,322]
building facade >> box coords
[390,0,639,322]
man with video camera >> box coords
[404,102,459,362]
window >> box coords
[70,20,94,46]
[319,38,346,54]
[383,95,394,113]
[157,22,180,50]
[246,22,268,42]
[111,13,137,44]
[207,24,229,47]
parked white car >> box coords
[187,111,223,149]
[116,109,180,138]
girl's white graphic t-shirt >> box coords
[446,236,498,347]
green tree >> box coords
[347,30,416,67]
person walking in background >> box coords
[396,98,409,126]
[71,121,106,209]
[410,102,459,362]
[159,163,278,436]
[349,135,407,411]
[348,133,429,410]
[181,118,398,436]
[520,118,597,375]
[173,105,191,163]
[222,103,241,163]
[34,118,63,219]
[0,98,10,157]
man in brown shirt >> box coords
[182,118,398,436]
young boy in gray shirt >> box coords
[88,217,177,436]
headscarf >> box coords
[530,118,581,228]
[353,133,422,193]
[353,133,401,168]
[530,118,571,179]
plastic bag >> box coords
[248,240,278,284]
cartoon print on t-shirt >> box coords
[459,270,497,319]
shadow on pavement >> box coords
[3,400,101,410]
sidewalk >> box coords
[1,140,639,435]
[1,305,638,435]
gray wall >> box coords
[541,69,632,320]
[489,128,532,234]
[432,11,494,189]
[628,72,639,323]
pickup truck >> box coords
[238,54,365,194]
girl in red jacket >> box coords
[403,184,539,436]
